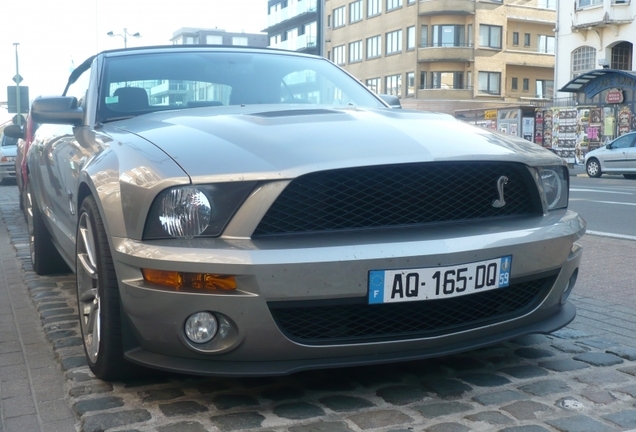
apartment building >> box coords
[171,28,268,47]
[324,0,557,114]
[264,0,323,56]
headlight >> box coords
[538,166,568,210]
[144,182,257,239]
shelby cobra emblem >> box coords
[491,175,509,208]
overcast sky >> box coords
[1,0,268,122]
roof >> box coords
[558,69,636,99]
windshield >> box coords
[1,134,18,146]
[98,50,385,122]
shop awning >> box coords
[559,69,636,99]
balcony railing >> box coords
[419,0,476,15]
[269,34,318,52]
[418,44,474,62]
[267,0,318,28]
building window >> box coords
[478,71,501,94]
[538,0,556,8]
[537,35,555,54]
[350,0,363,23]
[578,0,602,7]
[183,36,196,45]
[524,33,531,47]
[420,71,427,89]
[407,26,416,50]
[408,0,416,3]
[368,0,381,17]
[385,74,402,96]
[407,72,415,96]
[522,78,529,91]
[333,45,346,65]
[467,24,473,47]
[387,0,403,11]
[349,40,363,63]
[611,42,633,70]
[386,29,403,55]
[420,25,428,47]
[512,32,519,46]
[232,37,248,46]
[333,6,346,28]
[367,35,381,59]
[207,35,223,45]
[431,72,464,89]
[536,80,554,98]
[571,46,596,78]
[511,77,518,90]
[366,77,381,93]
[433,25,465,47]
[479,25,502,49]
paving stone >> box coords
[139,388,185,402]
[81,409,152,432]
[607,346,636,361]
[538,359,589,372]
[514,348,555,359]
[193,380,230,394]
[603,409,636,429]
[555,397,586,411]
[210,394,259,410]
[545,414,613,432]
[158,401,208,417]
[498,426,551,432]
[53,337,83,348]
[618,366,636,377]
[576,338,618,349]
[574,370,626,386]
[157,421,208,432]
[433,356,488,371]
[510,334,552,346]
[551,329,591,340]
[459,372,511,387]
[273,401,325,420]
[40,308,74,318]
[45,330,77,342]
[472,390,527,406]
[303,377,357,392]
[412,401,473,418]
[500,365,549,379]
[60,356,87,370]
[68,382,114,397]
[319,395,375,412]
[616,384,636,397]
[580,389,616,405]
[66,371,95,383]
[73,396,124,415]
[211,412,265,431]
[501,400,552,420]
[573,352,623,367]
[37,303,70,311]
[348,410,413,430]
[422,378,472,398]
[261,386,305,401]
[424,422,470,432]
[551,341,590,354]
[518,379,571,396]
[288,421,354,432]
[375,385,429,405]
[465,410,514,425]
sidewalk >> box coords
[0,189,78,432]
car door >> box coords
[622,133,636,172]
[601,133,633,172]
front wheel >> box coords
[586,158,602,178]
[76,196,134,381]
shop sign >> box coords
[605,88,624,104]
[484,110,497,120]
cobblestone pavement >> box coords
[3,184,636,432]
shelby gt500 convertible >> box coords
[22,45,585,380]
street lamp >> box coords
[106,28,141,48]
[13,43,22,127]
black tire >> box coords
[586,158,602,178]
[26,185,69,275]
[76,196,136,381]
[623,174,636,180]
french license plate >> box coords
[368,256,512,304]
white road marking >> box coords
[587,230,636,241]
[570,188,634,195]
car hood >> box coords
[109,106,558,182]
[0,145,17,158]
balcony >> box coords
[503,50,554,68]
[267,0,317,28]
[572,2,633,35]
[419,0,475,16]
[268,34,317,52]
[418,45,474,62]
[416,88,473,99]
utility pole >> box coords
[13,43,22,126]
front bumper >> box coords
[113,211,585,376]
[0,162,15,179]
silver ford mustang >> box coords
[24,46,585,381]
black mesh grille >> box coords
[268,276,553,345]
[254,162,541,236]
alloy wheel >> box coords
[77,212,101,363]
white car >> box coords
[585,132,636,179]
[0,132,18,184]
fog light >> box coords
[185,312,218,344]
[561,268,578,304]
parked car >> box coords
[0,131,18,184]
[26,45,585,381]
[3,115,40,213]
[585,132,636,179]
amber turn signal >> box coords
[142,269,237,291]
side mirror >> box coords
[378,94,402,109]
[31,96,83,126]
[2,124,25,139]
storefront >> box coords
[455,106,537,141]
